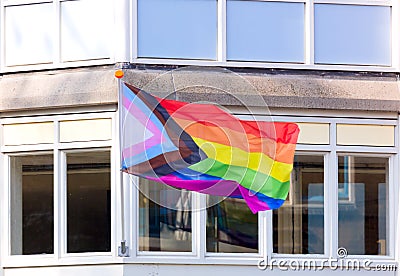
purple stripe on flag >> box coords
[145,175,242,197]
[238,185,270,213]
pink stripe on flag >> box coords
[238,185,270,213]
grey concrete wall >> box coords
[0,65,399,113]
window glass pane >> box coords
[138,0,217,59]
[5,3,53,66]
[207,196,258,253]
[338,156,388,255]
[67,151,111,253]
[273,155,324,254]
[227,1,304,63]
[314,4,391,66]
[60,0,111,62]
[139,179,192,252]
[10,154,54,255]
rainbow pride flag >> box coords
[121,83,300,213]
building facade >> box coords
[0,0,399,275]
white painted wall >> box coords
[2,264,397,276]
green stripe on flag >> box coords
[189,158,290,200]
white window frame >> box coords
[0,109,398,269]
[0,111,119,267]
[131,0,399,72]
[0,0,117,73]
[267,115,398,268]
[120,112,399,268]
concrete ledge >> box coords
[0,66,117,112]
[1,65,399,113]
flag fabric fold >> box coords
[121,82,300,213]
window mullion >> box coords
[264,208,273,263]
[131,0,138,61]
[53,0,61,66]
[305,0,314,65]
[217,0,227,62]
[388,155,396,258]
[326,151,338,258]
[328,122,338,258]
[54,119,62,259]
[57,150,66,258]
[196,193,206,259]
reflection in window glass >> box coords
[10,154,54,255]
[138,0,217,59]
[67,151,111,253]
[273,155,324,254]
[314,4,391,66]
[207,197,258,253]
[139,179,192,252]
[338,156,388,255]
[227,0,304,63]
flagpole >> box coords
[115,69,129,257]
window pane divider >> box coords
[131,0,138,60]
[127,173,137,259]
[392,0,400,69]
[264,208,273,263]
[305,0,314,65]
[325,151,335,258]
[58,150,67,257]
[192,191,202,258]
[328,122,338,258]
[388,155,396,258]
[54,120,62,259]
[217,0,226,62]
[197,193,207,260]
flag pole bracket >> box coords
[118,240,130,257]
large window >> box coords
[0,0,395,72]
[1,0,113,71]
[227,1,304,63]
[2,114,114,266]
[273,155,324,254]
[207,196,258,253]
[314,4,391,66]
[133,0,395,71]
[137,0,217,59]
[9,150,112,256]
[67,151,111,253]
[1,114,397,269]
[10,154,54,255]
[338,156,388,255]
[139,180,192,252]
[130,118,396,266]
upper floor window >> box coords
[137,0,217,60]
[1,0,113,71]
[226,1,304,63]
[0,0,395,72]
[314,4,391,66]
[133,0,395,71]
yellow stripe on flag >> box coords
[193,137,293,183]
